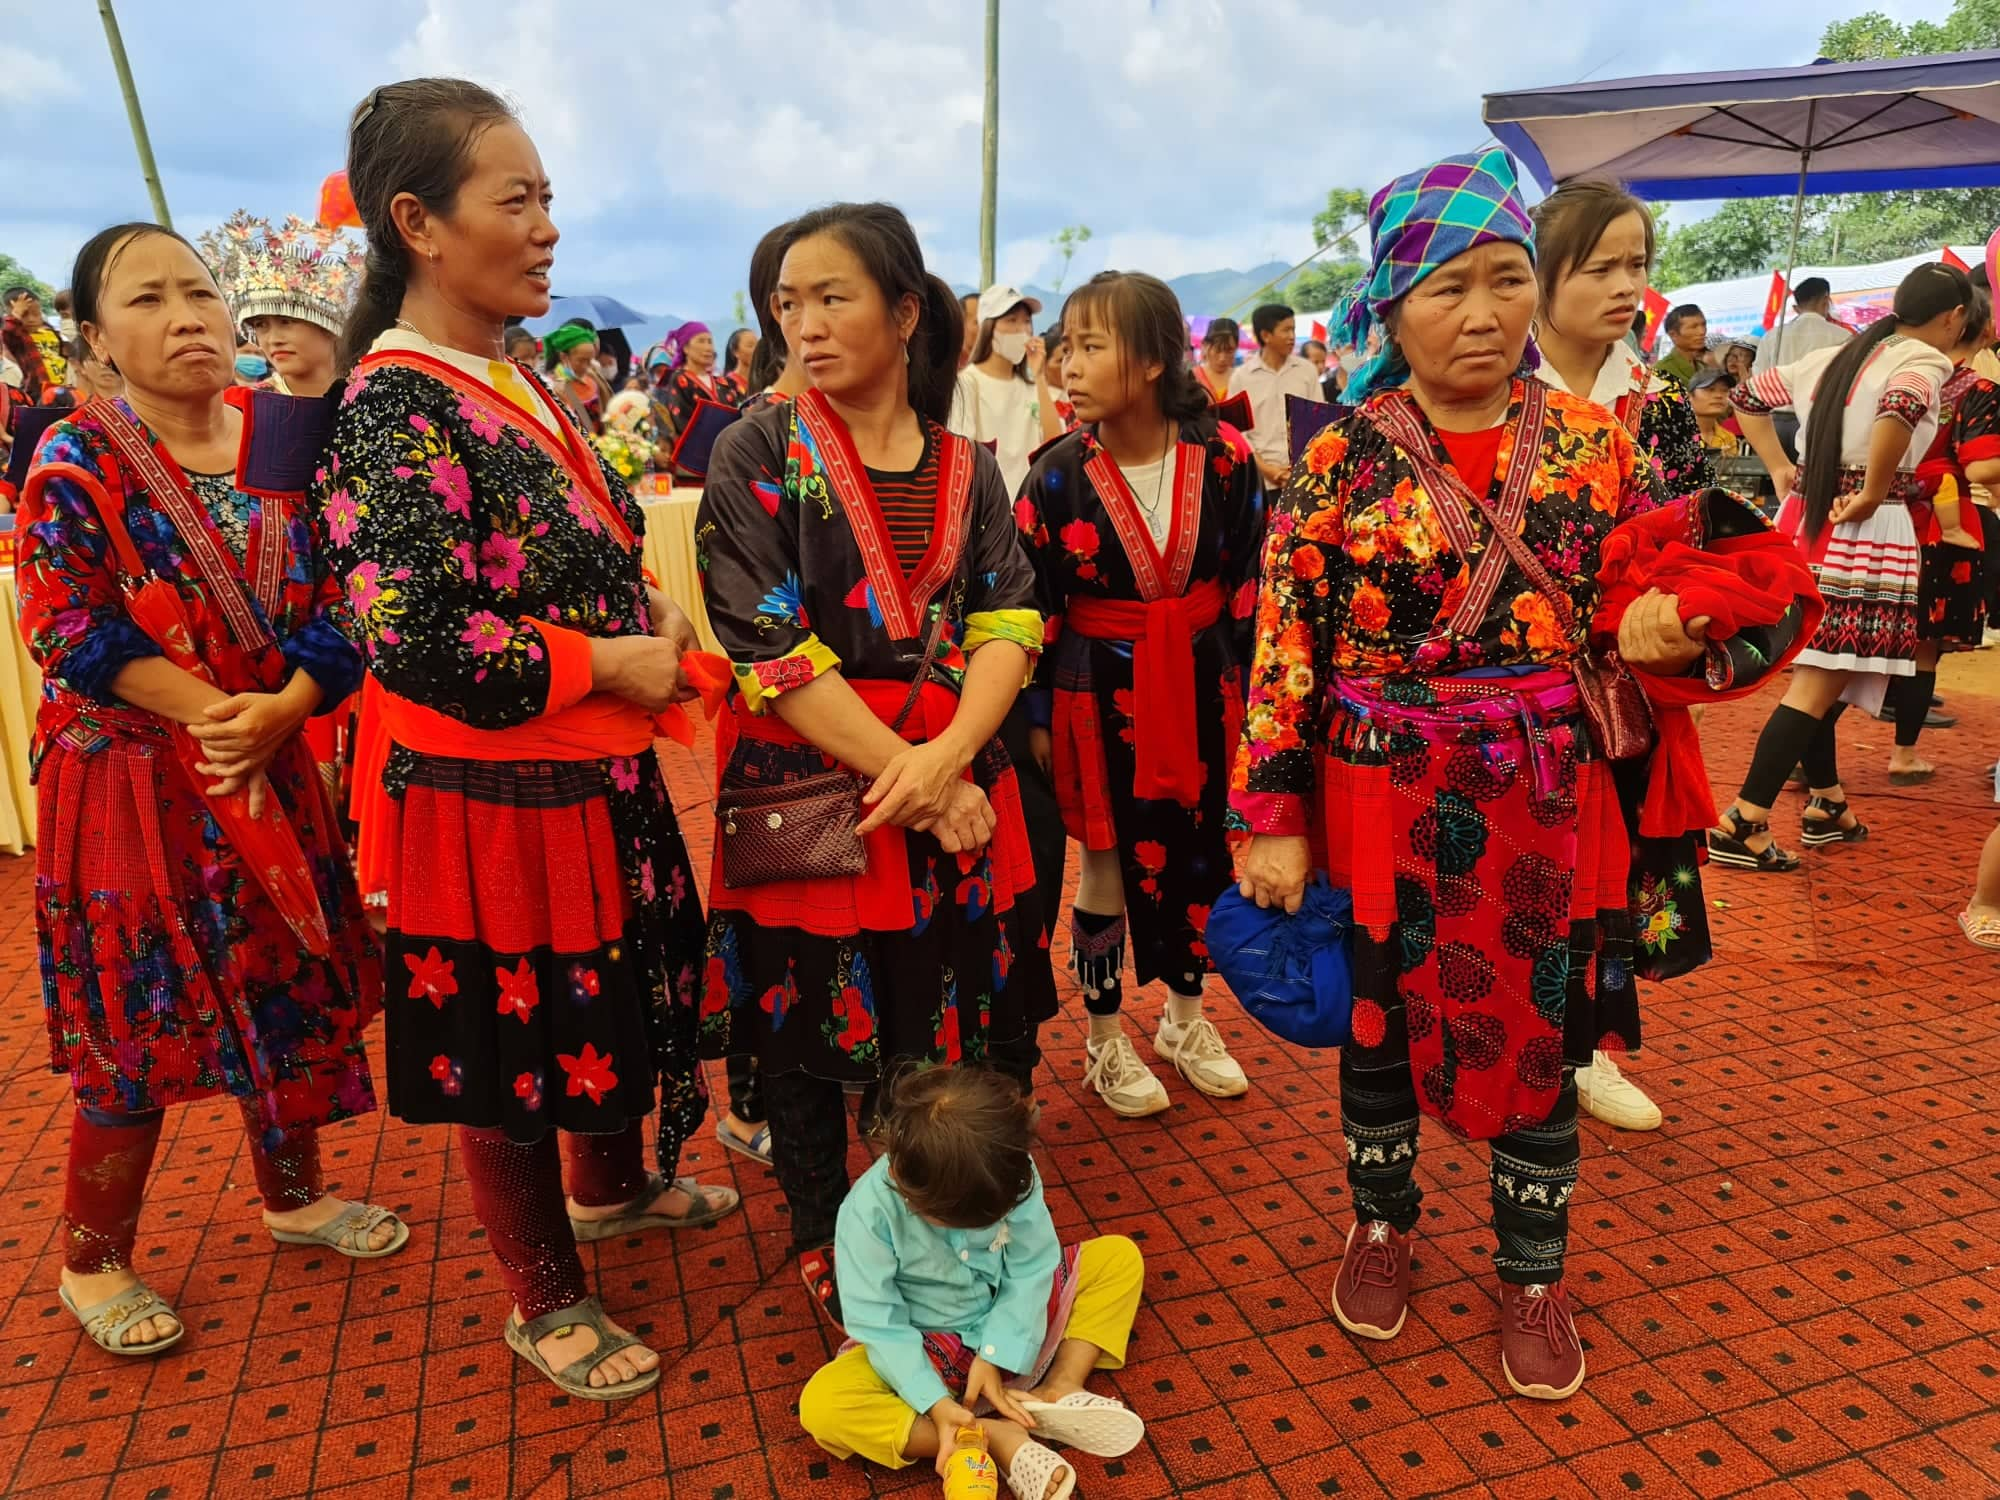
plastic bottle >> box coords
[940,1422,1000,1500]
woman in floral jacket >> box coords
[1231,151,1812,1404]
[316,79,727,1403]
[22,223,400,1361]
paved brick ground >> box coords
[1,658,1996,1499]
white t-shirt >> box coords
[950,366,1041,496]
[1116,456,1174,544]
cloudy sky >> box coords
[0,0,1958,325]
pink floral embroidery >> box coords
[409,413,431,434]
[478,530,527,590]
[450,539,477,580]
[428,454,473,516]
[347,562,383,616]
[458,397,504,444]
[323,489,360,548]
[566,486,603,535]
[461,611,513,655]
[609,757,641,793]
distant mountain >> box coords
[951,261,1299,324]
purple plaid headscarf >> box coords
[1335,149,1537,404]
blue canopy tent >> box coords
[1483,50,2000,358]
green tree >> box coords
[731,289,748,326]
[1286,258,1366,316]
[1049,224,1092,294]
[0,253,56,306]
[1285,187,1370,318]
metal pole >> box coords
[979,0,998,288]
[97,0,171,229]
[1769,99,1816,366]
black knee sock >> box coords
[1070,908,1126,1018]
[1799,701,1848,788]
[1894,670,1937,749]
[1742,704,1830,808]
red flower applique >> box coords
[936,1004,962,1063]
[513,1071,543,1109]
[1056,520,1104,560]
[832,984,875,1050]
[405,947,458,1008]
[558,1043,618,1104]
[495,958,540,1023]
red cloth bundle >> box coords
[1590,498,1824,838]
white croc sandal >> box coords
[1005,1439,1076,1500]
[1016,1392,1145,1457]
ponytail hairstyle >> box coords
[1062,270,1210,424]
[781,202,962,425]
[1798,260,1972,543]
[338,78,518,372]
[743,217,793,394]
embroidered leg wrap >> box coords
[1489,1074,1580,1284]
[1071,909,1128,1017]
[63,1106,167,1274]
[1339,1051,1422,1234]
[238,1100,324,1212]
[459,1125,589,1323]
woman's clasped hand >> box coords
[860,738,995,852]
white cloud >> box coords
[0,0,1971,323]
[0,44,79,108]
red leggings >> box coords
[63,1100,324,1274]
[458,1121,650,1322]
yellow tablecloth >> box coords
[0,571,40,855]
[639,490,723,656]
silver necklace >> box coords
[1130,427,1176,525]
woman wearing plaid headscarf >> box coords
[1228,150,1819,1399]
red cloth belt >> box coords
[1063,577,1224,806]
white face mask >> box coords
[991,329,1030,366]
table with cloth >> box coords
[0,568,41,854]
[639,489,722,655]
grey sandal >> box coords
[715,1119,773,1165]
[569,1171,740,1242]
[59,1281,185,1357]
[504,1295,660,1401]
[268,1201,410,1259]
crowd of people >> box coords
[4,69,1998,1500]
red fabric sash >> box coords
[1590,501,1825,838]
[377,650,733,762]
[1064,578,1225,806]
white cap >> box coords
[977,284,1042,322]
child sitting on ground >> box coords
[798,1066,1147,1500]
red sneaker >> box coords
[1330,1220,1410,1341]
[1499,1280,1585,1399]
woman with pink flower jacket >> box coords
[1011,272,1268,1120]
[312,77,732,1402]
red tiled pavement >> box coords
[1,659,1998,1498]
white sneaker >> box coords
[1083,1033,1171,1118]
[1575,1051,1661,1131]
[1153,1014,1249,1099]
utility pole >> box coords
[979,0,998,288]
[97,0,172,229]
